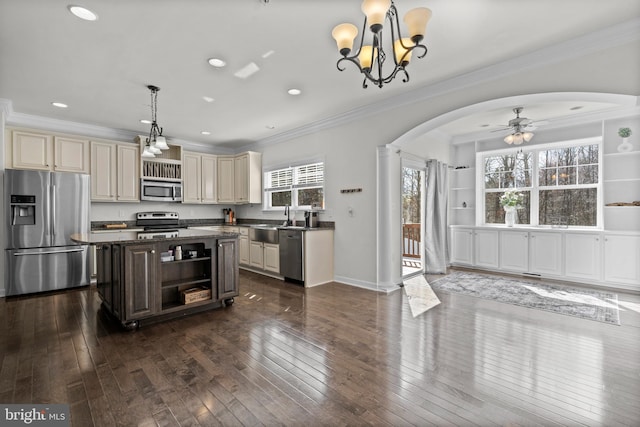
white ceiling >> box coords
[1,0,639,149]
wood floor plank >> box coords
[1,270,639,426]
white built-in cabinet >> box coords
[217,152,262,204]
[564,233,601,281]
[450,228,473,265]
[90,141,139,202]
[474,229,499,269]
[603,234,640,285]
[450,226,639,291]
[8,130,90,173]
[183,151,217,204]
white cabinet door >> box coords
[12,131,52,170]
[450,228,473,265]
[474,229,499,269]
[529,232,562,276]
[217,156,235,203]
[500,231,529,272]
[239,236,250,266]
[565,232,601,281]
[90,141,117,201]
[604,234,640,287]
[201,154,217,203]
[249,241,264,269]
[264,243,280,273]
[54,136,89,173]
[116,144,139,202]
[182,152,202,204]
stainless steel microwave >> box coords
[140,180,182,202]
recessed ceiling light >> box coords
[480,124,490,127]
[202,96,215,103]
[52,102,68,108]
[140,119,152,124]
[570,106,584,111]
[201,131,211,135]
[68,5,98,21]
[262,50,275,59]
[288,88,301,96]
[208,58,226,68]
[266,125,275,130]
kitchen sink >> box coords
[279,226,306,230]
[249,226,279,244]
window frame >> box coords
[476,137,603,229]
[263,161,325,211]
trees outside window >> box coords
[481,140,600,227]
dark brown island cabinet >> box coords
[95,237,238,329]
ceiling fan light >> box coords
[523,132,534,142]
[154,135,169,150]
[361,0,391,32]
[403,7,432,43]
[394,38,413,65]
[504,134,514,144]
[358,45,377,70]
[332,23,358,56]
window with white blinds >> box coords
[264,162,324,210]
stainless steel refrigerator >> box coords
[5,169,90,296]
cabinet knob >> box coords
[219,244,222,247]
[150,249,156,254]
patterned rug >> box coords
[430,271,620,325]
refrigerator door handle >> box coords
[13,248,85,256]
[51,184,56,237]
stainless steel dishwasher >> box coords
[278,229,304,282]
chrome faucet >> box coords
[284,205,291,226]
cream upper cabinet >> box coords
[91,141,139,202]
[9,130,89,173]
[91,141,117,201]
[54,136,90,173]
[217,156,235,203]
[116,144,140,202]
[201,154,217,203]
[183,152,217,204]
[183,152,202,204]
[234,151,262,204]
[10,130,53,170]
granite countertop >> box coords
[73,228,238,244]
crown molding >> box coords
[250,18,640,150]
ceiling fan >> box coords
[493,107,547,145]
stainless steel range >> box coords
[136,212,185,239]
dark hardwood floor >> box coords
[1,270,639,426]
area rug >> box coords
[430,271,620,325]
[403,275,441,318]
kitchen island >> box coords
[72,229,239,329]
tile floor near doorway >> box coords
[0,269,639,426]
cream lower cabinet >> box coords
[263,243,280,273]
[183,152,217,204]
[238,229,250,266]
[529,232,563,276]
[604,234,640,287]
[91,141,139,202]
[249,241,265,269]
